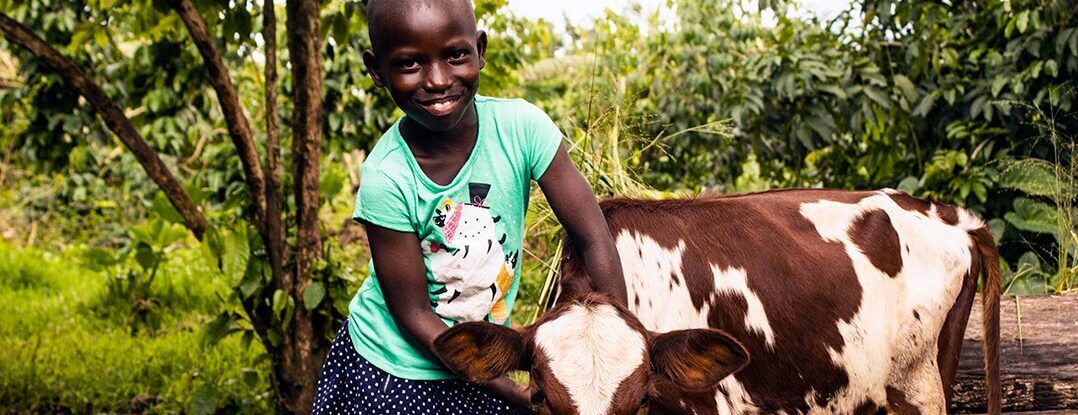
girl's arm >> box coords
[364,223,532,410]
[537,144,628,306]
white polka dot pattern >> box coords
[312,325,522,415]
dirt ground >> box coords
[954,295,1078,413]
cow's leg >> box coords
[886,360,947,415]
[936,258,978,406]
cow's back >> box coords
[559,189,988,414]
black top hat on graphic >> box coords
[469,183,491,207]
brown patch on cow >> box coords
[853,399,885,415]
[608,363,649,415]
[579,189,874,413]
[528,346,576,415]
[848,209,904,278]
[887,192,931,215]
[934,203,960,225]
[913,310,920,320]
[886,386,924,415]
[888,191,963,226]
[647,382,720,415]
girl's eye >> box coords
[397,60,420,71]
[448,50,468,62]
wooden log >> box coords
[952,295,1078,413]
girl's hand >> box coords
[484,376,533,413]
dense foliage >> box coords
[519,0,1076,293]
[0,0,1074,413]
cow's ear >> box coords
[649,329,749,391]
[434,322,526,383]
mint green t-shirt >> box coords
[348,96,562,380]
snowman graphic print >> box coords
[422,183,518,324]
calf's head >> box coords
[433,294,749,415]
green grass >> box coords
[0,242,273,414]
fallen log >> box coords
[952,295,1078,413]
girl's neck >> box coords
[401,104,479,156]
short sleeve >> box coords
[352,168,415,233]
[519,101,563,181]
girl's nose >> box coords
[425,62,452,91]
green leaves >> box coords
[302,281,326,311]
[130,219,187,252]
[1001,160,1068,199]
[188,382,218,415]
[1005,197,1061,235]
[271,288,294,331]
[202,311,243,347]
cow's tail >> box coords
[969,226,1002,415]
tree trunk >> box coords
[0,11,208,239]
[279,0,327,412]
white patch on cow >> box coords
[956,205,986,232]
[616,231,711,331]
[711,265,775,348]
[534,303,646,415]
[717,376,759,415]
[798,192,975,414]
[615,230,762,413]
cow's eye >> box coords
[530,390,545,405]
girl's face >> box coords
[364,5,487,134]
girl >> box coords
[312,0,626,413]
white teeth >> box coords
[429,98,455,112]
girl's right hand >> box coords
[484,376,534,413]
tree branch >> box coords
[0,11,209,239]
[167,0,269,236]
[262,0,287,327]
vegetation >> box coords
[0,241,273,414]
[0,0,1074,413]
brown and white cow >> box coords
[434,189,1001,415]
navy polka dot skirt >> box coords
[312,324,522,415]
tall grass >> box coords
[0,241,273,414]
[997,94,1076,294]
[1030,98,1075,292]
[516,72,732,325]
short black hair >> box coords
[366,0,477,55]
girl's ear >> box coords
[476,30,487,70]
[362,49,386,88]
[434,321,526,383]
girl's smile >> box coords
[419,94,464,118]
[363,3,487,136]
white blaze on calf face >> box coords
[533,303,646,415]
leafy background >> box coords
[0,0,1074,413]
